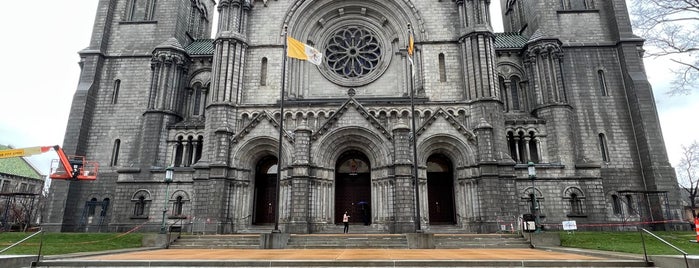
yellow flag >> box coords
[287,36,322,65]
[408,33,414,56]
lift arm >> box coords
[0,145,98,181]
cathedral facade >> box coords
[45,0,683,234]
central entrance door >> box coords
[253,156,277,224]
[334,150,371,225]
[427,154,455,224]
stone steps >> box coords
[287,234,407,249]
[435,234,531,248]
[169,234,260,249]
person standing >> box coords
[343,211,350,233]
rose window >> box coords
[325,26,382,80]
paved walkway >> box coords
[81,248,602,261]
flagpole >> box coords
[407,23,421,232]
[274,24,288,233]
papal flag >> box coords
[287,36,323,66]
[407,31,414,66]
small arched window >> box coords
[599,133,610,162]
[174,196,184,216]
[101,198,110,217]
[570,193,583,215]
[598,70,608,96]
[438,53,446,82]
[564,187,585,216]
[174,136,184,167]
[510,77,521,110]
[260,57,268,86]
[611,194,621,215]
[112,80,121,104]
[88,198,98,216]
[111,139,121,167]
[134,196,146,216]
[625,195,635,214]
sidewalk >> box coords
[79,248,602,261]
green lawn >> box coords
[0,232,143,255]
[2,231,697,256]
[560,231,699,255]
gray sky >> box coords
[0,1,696,177]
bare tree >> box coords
[630,0,699,95]
[677,141,699,219]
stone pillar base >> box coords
[260,233,290,249]
[406,233,435,249]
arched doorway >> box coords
[427,154,455,224]
[334,150,371,225]
[253,156,277,224]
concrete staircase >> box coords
[287,234,408,249]
[435,234,531,248]
[169,234,260,249]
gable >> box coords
[312,99,392,141]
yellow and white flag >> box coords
[287,36,323,65]
[407,31,414,66]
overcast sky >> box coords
[0,1,696,178]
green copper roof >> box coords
[186,39,214,55]
[495,32,528,49]
[0,145,44,180]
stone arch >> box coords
[418,134,476,169]
[188,69,211,87]
[313,126,392,169]
[230,136,293,172]
[283,0,427,41]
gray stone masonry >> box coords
[46,0,684,234]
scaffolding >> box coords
[0,192,39,232]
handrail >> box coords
[639,228,689,268]
[165,218,185,249]
[0,229,43,254]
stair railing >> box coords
[165,218,185,248]
[0,229,44,265]
[639,228,689,268]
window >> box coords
[111,139,121,167]
[88,198,98,216]
[599,133,610,162]
[438,53,446,82]
[625,195,635,214]
[173,135,203,167]
[174,196,184,216]
[323,25,385,86]
[528,131,539,163]
[126,0,157,21]
[561,0,594,10]
[564,187,585,216]
[131,190,150,217]
[134,196,146,216]
[101,198,110,217]
[0,180,10,193]
[260,58,268,86]
[499,76,509,111]
[19,183,27,193]
[174,136,184,166]
[510,77,521,110]
[529,193,537,214]
[570,193,583,215]
[112,80,121,104]
[597,70,608,96]
[612,194,621,215]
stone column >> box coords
[288,120,312,233]
[392,119,415,233]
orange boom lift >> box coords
[0,145,98,181]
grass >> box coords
[2,230,697,256]
[0,232,143,255]
[560,231,699,255]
